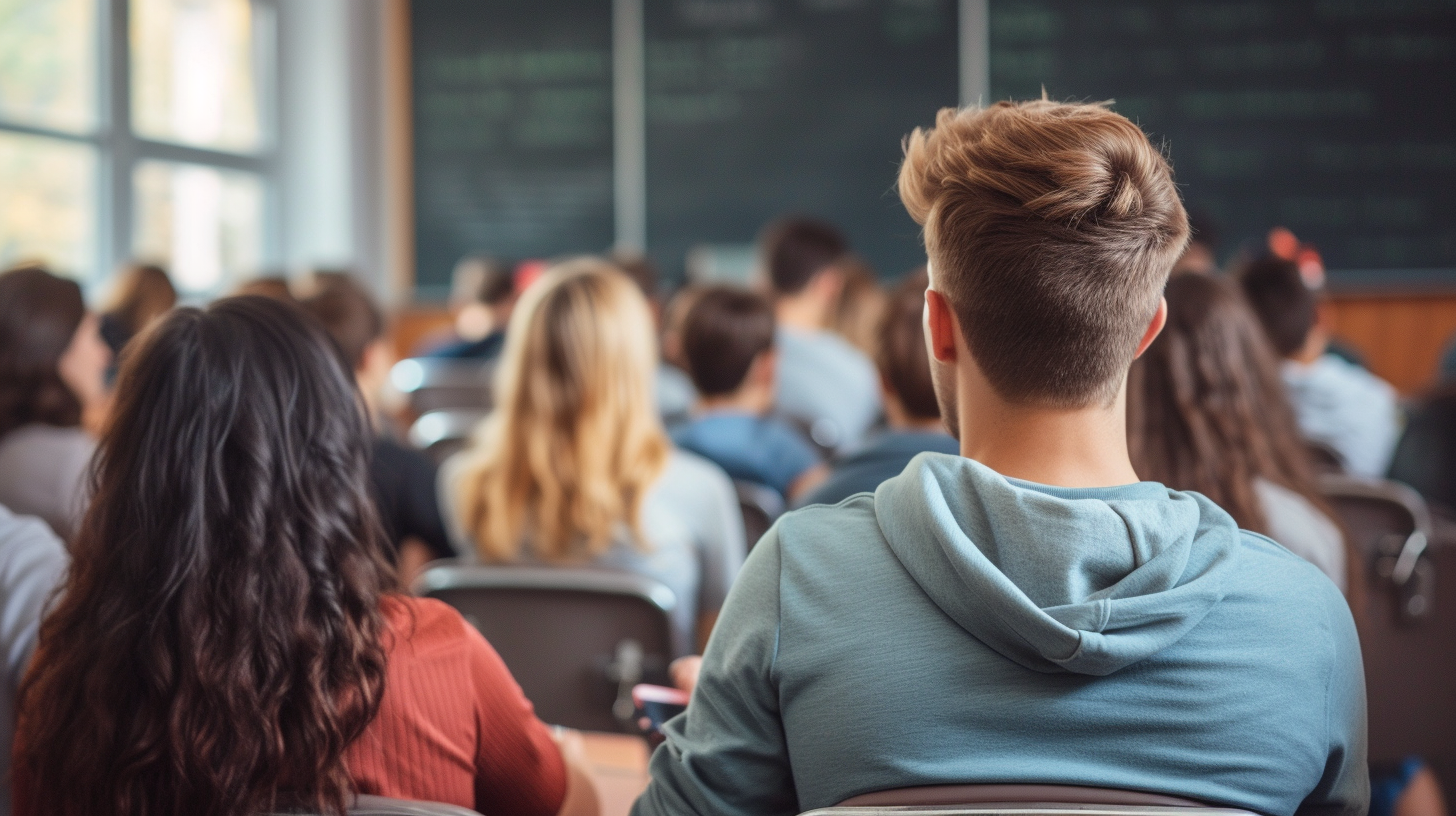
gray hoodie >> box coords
[633,452,1366,816]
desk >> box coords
[579,732,651,816]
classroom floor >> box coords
[581,733,651,816]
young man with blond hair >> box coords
[632,101,1366,816]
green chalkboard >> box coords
[644,0,960,280]
[989,0,1456,285]
[411,0,615,294]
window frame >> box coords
[0,0,281,290]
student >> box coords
[824,255,886,358]
[670,287,826,502]
[1129,274,1352,592]
[443,260,746,651]
[98,262,176,355]
[1389,383,1456,513]
[232,275,295,301]
[426,255,516,360]
[0,506,68,816]
[1239,255,1400,478]
[759,217,882,453]
[298,275,456,575]
[797,269,957,507]
[632,101,1365,816]
[12,296,592,816]
[0,265,111,541]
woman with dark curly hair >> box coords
[0,264,110,541]
[12,296,589,816]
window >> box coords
[0,0,276,294]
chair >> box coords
[412,561,683,733]
[801,783,1258,815]
[390,358,495,415]
[1305,439,1346,475]
[1320,475,1456,795]
[735,479,785,551]
[407,409,488,464]
[267,795,482,815]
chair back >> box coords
[391,358,495,415]
[1320,475,1456,794]
[408,409,489,464]
[802,783,1258,816]
[735,480,785,551]
[1305,440,1346,475]
[264,795,482,815]
[412,562,682,733]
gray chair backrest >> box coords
[412,562,682,733]
[407,409,489,464]
[266,794,482,815]
[803,784,1257,816]
[390,358,495,415]
[1320,475,1456,795]
[735,480,785,551]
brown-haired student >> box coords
[632,100,1364,816]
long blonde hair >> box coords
[455,258,671,562]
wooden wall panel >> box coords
[1329,294,1456,396]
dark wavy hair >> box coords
[16,296,396,816]
[0,264,86,439]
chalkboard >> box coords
[988,0,1456,284]
[411,0,615,293]
[644,0,959,280]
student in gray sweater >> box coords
[633,100,1365,816]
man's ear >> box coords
[1133,297,1168,359]
[752,347,778,386]
[925,289,959,363]
[810,265,846,303]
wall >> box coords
[1330,293,1456,396]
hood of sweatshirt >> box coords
[873,452,1243,677]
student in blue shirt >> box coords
[671,287,827,502]
[797,268,958,507]
[633,100,1365,816]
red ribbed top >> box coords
[344,596,568,814]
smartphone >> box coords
[633,683,689,733]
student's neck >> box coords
[697,388,772,417]
[955,387,1140,488]
[774,293,828,332]
[1289,330,1327,365]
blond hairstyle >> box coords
[898,100,1189,407]
[455,258,671,562]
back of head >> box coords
[233,276,295,301]
[103,263,177,335]
[17,296,392,816]
[1237,255,1317,358]
[0,264,86,438]
[457,258,670,562]
[828,256,886,355]
[898,100,1189,407]
[1128,274,1320,534]
[299,273,385,372]
[877,268,939,421]
[611,250,661,301]
[681,286,775,397]
[759,216,849,296]
[451,255,514,308]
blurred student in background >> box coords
[798,268,957,507]
[0,265,110,542]
[98,262,176,356]
[425,255,517,360]
[299,275,456,580]
[232,275,295,301]
[824,255,886,358]
[13,296,591,816]
[1129,274,1352,593]
[1239,255,1399,478]
[444,259,745,651]
[672,286,826,503]
[759,217,882,454]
